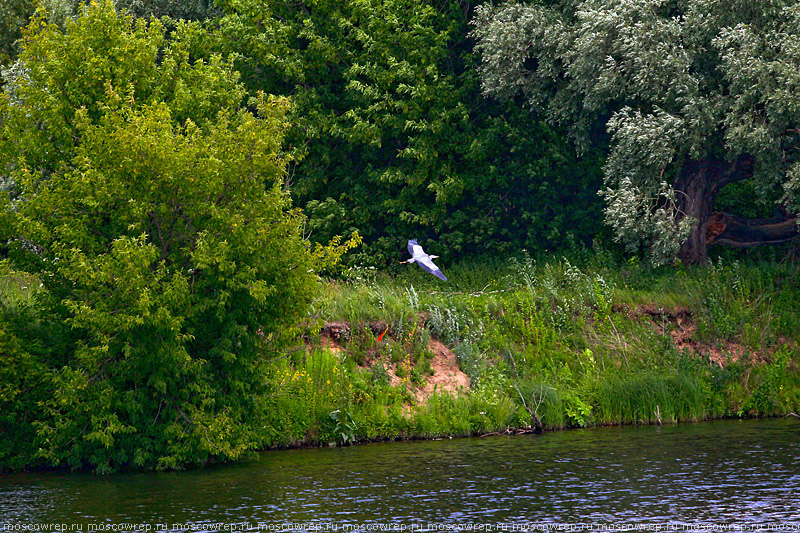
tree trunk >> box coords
[674,154,754,264]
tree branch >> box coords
[706,211,799,248]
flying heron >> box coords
[401,239,447,281]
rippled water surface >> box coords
[2,419,800,531]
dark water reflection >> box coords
[2,419,800,531]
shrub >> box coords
[0,2,316,472]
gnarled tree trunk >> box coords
[673,154,799,262]
[674,154,754,264]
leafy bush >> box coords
[0,2,316,472]
[210,0,605,263]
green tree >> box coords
[114,0,220,20]
[212,0,603,263]
[0,0,36,66]
[30,0,220,26]
[473,0,800,264]
[0,1,316,471]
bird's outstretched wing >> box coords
[416,255,447,281]
[418,259,447,281]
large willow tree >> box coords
[473,0,800,264]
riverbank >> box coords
[2,252,799,470]
[257,253,800,449]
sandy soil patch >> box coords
[317,322,470,402]
[631,304,777,367]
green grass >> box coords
[0,263,39,310]
[287,251,800,445]
[3,252,799,455]
[595,372,708,425]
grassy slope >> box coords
[278,252,800,446]
[2,253,799,450]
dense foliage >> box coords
[209,0,605,263]
[1,0,798,473]
[472,0,800,264]
[0,0,36,65]
[0,2,316,472]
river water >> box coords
[2,419,799,532]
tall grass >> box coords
[295,251,800,444]
[3,252,799,451]
[595,372,707,425]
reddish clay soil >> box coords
[629,304,788,367]
[317,322,470,402]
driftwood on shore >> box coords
[480,427,542,437]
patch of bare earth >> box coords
[630,304,773,367]
[317,322,470,403]
[413,340,470,403]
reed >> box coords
[595,372,708,425]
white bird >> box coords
[401,239,447,281]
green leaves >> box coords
[0,1,316,471]
[210,0,603,263]
[0,0,36,64]
[473,0,800,264]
